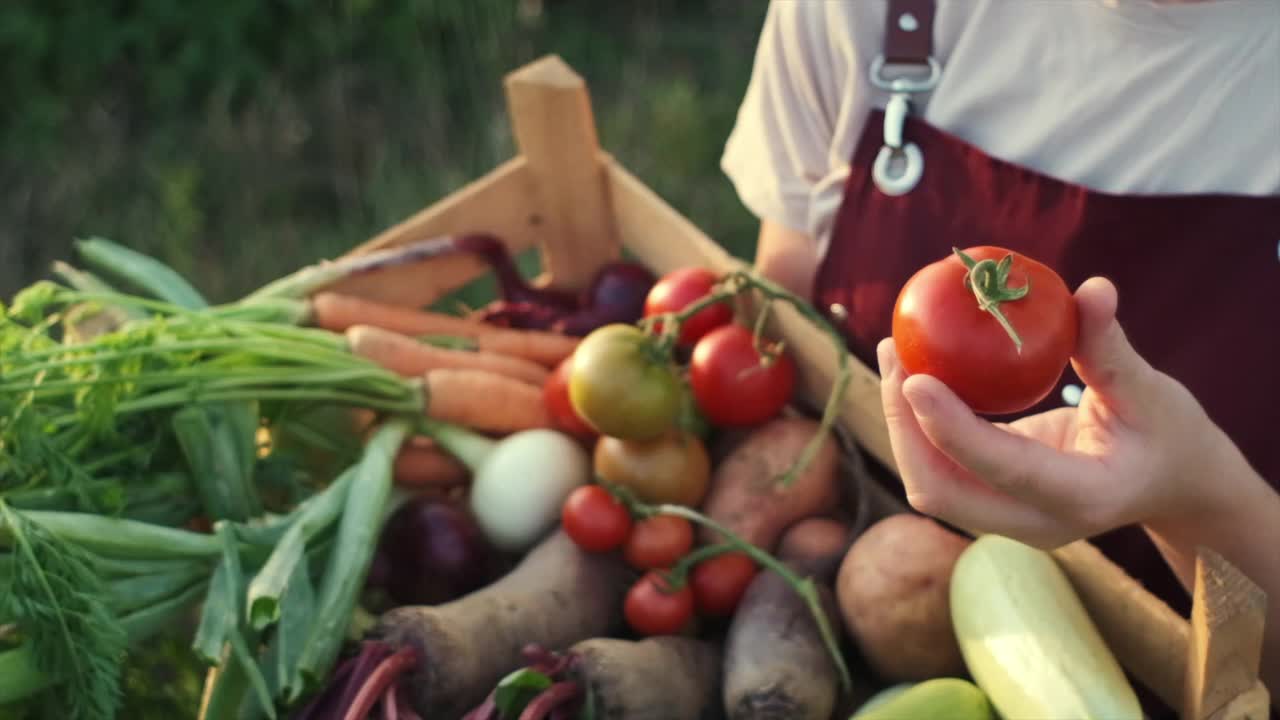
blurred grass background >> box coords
[0,0,767,302]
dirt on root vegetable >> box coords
[375,530,633,718]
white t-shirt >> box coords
[721,0,1280,256]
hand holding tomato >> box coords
[880,275,1262,550]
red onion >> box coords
[376,498,497,606]
[454,234,579,312]
[552,262,656,336]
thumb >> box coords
[1070,277,1153,409]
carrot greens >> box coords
[0,240,429,717]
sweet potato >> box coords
[569,637,723,720]
[722,520,850,720]
[835,514,970,681]
[699,417,840,552]
[376,530,632,717]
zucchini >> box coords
[851,678,992,720]
[950,535,1142,720]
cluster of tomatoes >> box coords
[540,267,797,636]
[545,267,797,446]
[540,267,798,513]
[561,485,759,636]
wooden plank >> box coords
[504,55,620,289]
[606,159,898,472]
[330,157,541,308]
[1052,540,1191,710]
[1207,682,1270,720]
[1183,547,1268,720]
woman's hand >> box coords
[880,275,1280,692]
[878,276,1251,550]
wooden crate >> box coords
[329,55,1270,720]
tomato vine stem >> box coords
[622,500,852,695]
[953,248,1029,353]
[641,269,852,489]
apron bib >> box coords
[813,1,1280,622]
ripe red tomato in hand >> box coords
[561,485,633,553]
[643,268,733,347]
[689,324,796,427]
[689,552,757,618]
[625,571,695,636]
[624,515,694,570]
[543,356,596,438]
[892,246,1077,416]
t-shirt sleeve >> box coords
[721,1,842,236]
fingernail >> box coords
[902,380,935,416]
[876,339,897,375]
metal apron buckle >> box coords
[869,56,941,196]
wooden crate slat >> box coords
[504,55,620,290]
[329,157,541,308]
[1205,682,1271,720]
[1184,547,1269,719]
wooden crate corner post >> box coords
[503,55,621,290]
[1183,546,1269,720]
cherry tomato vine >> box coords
[639,269,853,488]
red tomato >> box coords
[643,268,733,346]
[623,515,694,570]
[561,485,633,553]
[688,324,796,427]
[689,552,757,618]
[624,571,695,636]
[892,246,1077,416]
[543,356,597,438]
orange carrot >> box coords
[394,439,470,489]
[475,330,579,368]
[312,292,580,367]
[311,292,487,337]
[423,368,550,434]
[346,325,549,385]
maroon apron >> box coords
[814,0,1280,623]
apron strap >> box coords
[871,0,940,196]
[884,0,937,66]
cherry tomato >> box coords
[643,268,733,346]
[569,324,681,441]
[624,515,695,570]
[689,552,757,618]
[561,485,633,553]
[543,356,596,438]
[594,431,710,507]
[688,324,796,427]
[624,571,695,636]
[892,246,1077,415]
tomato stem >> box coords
[643,269,852,490]
[953,248,1029,354]
[621,499,852,695]
[661,542,736,589]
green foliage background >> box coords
[0,0,768,302]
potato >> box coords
[699,416,840,552]
[777,517,852,582]
[836,514,970,681]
